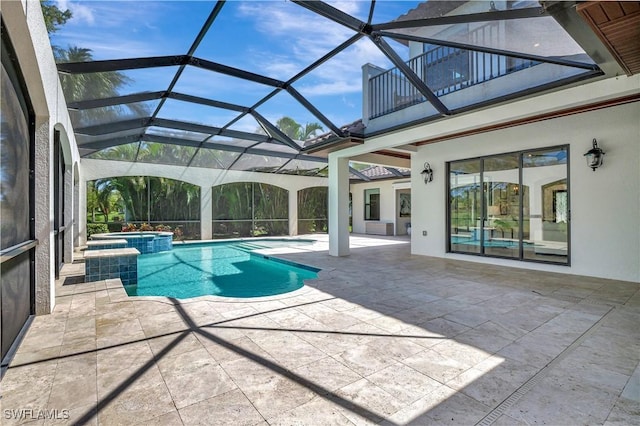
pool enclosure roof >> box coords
[51,0,617,177]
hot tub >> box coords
[90,231,173,254]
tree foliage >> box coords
[297,186,328,233]
[40,2,149,125]
[41,0,72,34]
[212,182,289,238]
[86,179,123,222]
[55,46,150,127]
[56,47,132,99]
[276,117,323,141]
[87,176,202,238]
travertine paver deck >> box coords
[1,235,638,425]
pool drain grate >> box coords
[474,305,615,426]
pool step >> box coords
[235,242,267,252]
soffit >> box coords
[576,1,640,76]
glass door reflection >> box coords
[523,148,569,262]
[483,154,520,258]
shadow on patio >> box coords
[2,235,638,425]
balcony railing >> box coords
[368,45,538,119]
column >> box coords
[63,166,74,263]
[34,120,53,314]
[328,154,350,256]
[200,186,212,240]
[288,189,298,236]
[78,168,87,245]
[73,165,80,249]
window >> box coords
[364,188,380,221]
[448,146,569,265]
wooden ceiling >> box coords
[576,1,640,76]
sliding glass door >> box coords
[448,146,569,265]
[449,160,481,254]
[483,153,521,258]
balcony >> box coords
[366,46,539,120]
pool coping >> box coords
[171,236,318,247]
[114,279,325,305]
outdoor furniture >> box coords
[366,222,394,236]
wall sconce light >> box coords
[420,162,433,184]
[584,138,605,171]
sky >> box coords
[50,0,422,136]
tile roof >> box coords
[303,119,365,150]
[355,165,411,180]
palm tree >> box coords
[109,176,148,222]
[56,47,131,102]
[148,177,200,221]
[300,122,324,140]
[86,181,99,222]
[86,179,123,223]
[56,47,150,127]
[90,143,140,161]
[276,117,301,140]
[276,117,323,141]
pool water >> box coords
[124,241,319,299]
[451,236,534,248]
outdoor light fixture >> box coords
[584,138,605,171]
[421,162,433,184]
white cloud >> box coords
[297,80,360,96]
[236,1,391,98]
[326,0,364,18]
[228,115,262,133]
[55,0,95,25]
[341,95,355,109]
[50,1,175,59]
[52,29,159,58]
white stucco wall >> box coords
[3,1,81,314]
[329,74,639,276]
[350,180,402,234]
[411,101,640,283]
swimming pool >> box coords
[123,240,319,299]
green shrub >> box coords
[87,223,108,238]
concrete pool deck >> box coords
[2,235,638,425]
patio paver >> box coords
[1,235,638,425]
